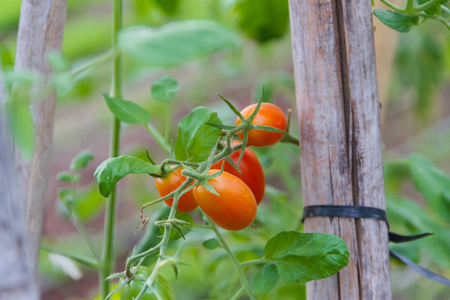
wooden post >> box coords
[288,0,391,299]
[0,69,38,299]
[14,0,67,279]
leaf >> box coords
[56,171,80,182]
[103,93,150,124]
[174,107,222,162]
[264,231,349,283]
[7,90,35,160]
[253,263,279,294]
[202,238,220,250]
[373,9,419,33]
[94,155,160,198]
[119,20,239,66]
[409,154,450,221]
[0,45,13,69]
[153,0,180,15]
[75,185,107,222]
[235,0,289,43]
[70,149,94,171]
[48,253,82,280]
[151,75,180,102]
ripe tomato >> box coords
[155,167,198,213]
[211,143,265,204]
[236,103,287,147]
[119,267,175,300]
[192,170,257,231]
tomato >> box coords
[236,103,287,147]
[119,267,175,300]
[155,167,198,213]
[192,170,257,231]
[211,143,265,204]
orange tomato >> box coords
[155,167,198,213]
[211,143,265,204]
[236,103,287,147]
[193,170,257,231]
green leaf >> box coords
[58,188,73,204]
[119,20,239,66]
[103,93,150,124]
[70,149,94,171]
[235,0,289,43]
[151,75,180,102]
[7,91,35,160]
[94,155,160,198]
[373,9,419,33]
[409,154,450,221]
[153,0,180,15]
[56,171,80,182]
[202,238,220,250]
[0,45,13,69]
[75,185,107,222]
[253,263,279,294]
[264,231,349,283]
[174,107,222,162]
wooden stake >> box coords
[14,0,67,279]
[288,0,391,299]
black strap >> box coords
[302,205,450,287]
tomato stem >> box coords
[99,0,122,298]
[206,215,256,300]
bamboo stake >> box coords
[288,0,392,299]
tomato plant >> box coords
[211,142,265,204]
[155,167,198,213]
[236,103,287,147]
[192,169,257,231]
[118,267,175,300]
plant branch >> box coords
[99,0,122,298]
[207,216,256,300]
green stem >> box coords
[230,286,245,300]
[70,49,114,77]
[207,217,256,300]
[144,122,171,155]
[240,258,269,267]
[41,244,99,269]
[70,181,99,260]
[379,0,405,12]
[164,103,171,144]
[100,0,122,298]
[406,0,415,13]
[414,0,438,13]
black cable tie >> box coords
[390,251,450,287]
[388,232,433,243]
[301,204,450,287]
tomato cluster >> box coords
[155,103,286,231]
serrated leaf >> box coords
[253,263,279,294]
[70,149,94,171]
[94,155,160,197]
[373,9,419,33]
[103,93,150,124]
[174,107,222,162]
[264,231,349,283]
[235,0,289,43]
[409,154,450,221]
[119,20,239,66]
[202,238,220,250]
[151,75,180,102]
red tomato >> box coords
[236,103,287,147]
[193,170,257,231]
[211,143,265,204]
[155,167,198,213]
